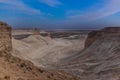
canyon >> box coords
[0,22,78,80]
[0,22,120,80]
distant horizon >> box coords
[13,27,96,30]
[12,26,120,31]
[11,25,102,30]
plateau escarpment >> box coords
[58,27,120,80]
[85,27,120,48]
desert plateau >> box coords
[0,0,120,80]
[0,22,120,80]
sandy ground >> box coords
[12,34,86,68]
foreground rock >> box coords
[0,52,79,80]
[0,22,12,52]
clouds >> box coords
[0,0,62,15]
[93,0,120,19]
[0,0,41,15]
[65,0,120,22]
[51,0,120,29]
[39,0,62,7]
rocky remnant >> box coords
[0,22,12,53]
[33,28,40,35]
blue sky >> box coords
[0,0,120,29]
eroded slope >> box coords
[58,27,120,80]
[12,34,86,67]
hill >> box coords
[58,27,120,80]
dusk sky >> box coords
[0,0,120,29]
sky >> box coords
[0,0,120,30]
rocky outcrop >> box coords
[33,28,40,35]
[0,22,12,53]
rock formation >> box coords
[33,28,40,35]
[0,22,12,53]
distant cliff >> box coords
[85,27,120,48]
